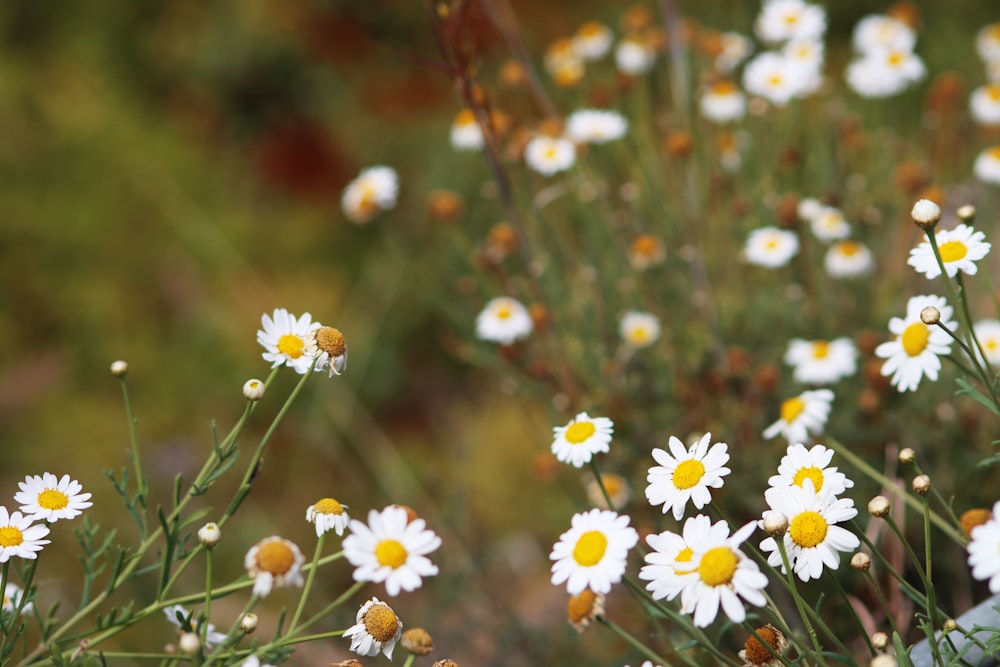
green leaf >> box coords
[955,377,1000,415]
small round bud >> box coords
[957,204,976,222]
[851,552,872,571]
[920,306,940,325]
[868,496,891,518]
[871,631,889,650]
[197,522,221,547]
[762,511,789,537]
[943,618,958,632]
[110,360,129,377]
[401,627,434,655]
[243,379,265,401]
[911,198,941,229]
[178,632,201,655]
[239,612,258,634]
[912,474,931,494]
[898,447,915,464]
[871,655,897,667]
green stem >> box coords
[862,568,904,641]
[202,548,214,649]
[921,493,942,666]
[119,373,149,532]
[775,538,824,662]
[295,579,364,636]
[599,617,673,667]
[289,532,326,633]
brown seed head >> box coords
[316,327,347,358]
[741,624,788,665]
[401,628,434,655]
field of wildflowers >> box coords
[4,1,1000,666]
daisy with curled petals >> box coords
[15,473,92,522]
[551,412,614,468]
[257,308,321,375]
[341,166,399,224]
[550,509,639,594]
[744,226,799,268]
[306,498,350,537]
[646,433,731,521]
[968,501,1000,593]
[344,597,403,659]
[762,389,833,445]
[875,294,956,392]
[0,507,49,562]
[475,296,533,345]
[908,224,991,279]
[767,444,854,497]
[244,536,305,597]
[784,337,858,384]
[680,518,768,627]
[343,506,441,596]
[759,478,860,582]
[639,514,713,602]
[163,604,228,648]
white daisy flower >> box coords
[344,597,403,659]
[767,444,854,497]
[551,412,614,468]
[970,84,1000,126]
[306,498,351,537]
[619,311,661,349]
[762,389,834,445]
[809,206,851,241]
[875,294,956,392]
[968,501,1000,593]
[450,109,485,151]
[15,473,92,523]
[524,135,576,176]
[716,32,754,72]
[475,296,533,345]
[755,0,826,44]
[0,507,49,562]
[646,433,731,521]
[742,52,808,106]
[341,165,399,224]
[782,39,824,96]
[846,48,925,98]
[343,506,441,596]
[784,337,858,384]
[974,320,1000,366]
[244,536,305,597]
[977,23,1000,63]
[699,81,747,124]
[257,308,321,375]
[744,226,799,268]
[572,22,613,61]
[615,35,655,76]
[549,508,639,594]
[163,604,229,648]
[907,224,991,279]
[852,15,916,54]
[585,473,631,511]
[565,109,628,144]
[824,240,873,278]
[797,197,824,222]
[639,514,713,602]
[680,519,768,627]
[759,478,860,581]
[973,146,1000,185]
[2,582,32,614]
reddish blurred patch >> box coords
[253,117,353,202]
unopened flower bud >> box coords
[898,447,915,464]
[868,496,891,518]
[178,632,201,655]
[943,618,958,632]
[851,552,872,571]
[240,612,258,634]
[911,198,941,229]
[912,474,931,494]
[920,306,940,325]
[110,360,129,377]
[401,628,434,655]
[762,511,789,537]
[243,379,265,401]
[957,204,976,222]
[871,631,889,650]
[871,655,897,667]
[198,522,221,547]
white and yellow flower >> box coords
[968,501,1000,593]
[974,146,1000,184]
[257,308,321,375]
[524,135,576,176]
[550,508,639,594]
[551,412,614,468]
[970,84,1000,126]
[742,52,808,106]
[875,295,956,392]
[344,597,403,659]
[615,35,655,75]
[754,0,826,43]
[639,514,713,602]
[824,240,874,278]
[846,47,925,98]
[977,23,1000,63]
[852,14,916,54]
[475,296,533,345]
[808,206,851,241]
[620,311,661,349]
[15,473,92,523]
[646,433,731,521]
[163,605,228,648]
[565,109,628,144]
[744,226,799,267]
[908,224,991,279]
[572,22,613,61]
[343,506,441,596]
[784,337,858,384]
[450,109,485,151]
[244,536,305,597]
[974,320,1000,366]
[699,81,747,124]
[2,582,32,614]
[767,444,854,497]
[762,389,834,445]
[306,498,351,537]
[341,166,399,224]
[0,507,49,562]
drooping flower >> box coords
[450,109,485,151]
[475,297,533,345]
[572,21,614,61]
[699,81,747,124]
[343,506,441,596]
[907,224,991,279]
[784,337,858,384]
[0,507,49,562]
[344,597,403,659]
[304,326,348,377]
[551,412,614,468]
[244,536,305,597]
[874,295,956,392]
[15,473,92,523]
[767,444,854,497]
[762,389,834,445]
[341,166,399,224]
[306,498,351,537]
[2,582,32,614]
[646,433,731,521]
[550,509,639,594]
[257,308,321,375]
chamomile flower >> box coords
[344,597,403,659]
[257,308,321,375]
[742,52,807,106]
[974,320,1000,366]
[475,296,533,345]
[15,473,92,522]
[628,233,666,271]
[782,39,824,96]
[572,21,613,61]
[908,224,991,279]
[875,295,956,392]
[341,166,399,224]
[244,536,305,597]
[163,605,228,648]
[744,226,799,268]
[343,506,441,596]
[306,498,351,537]
[2,582,31,614]
[768,444,854,497]
[977,23,1000,63]
[646,433,732,521]
[699,81,747,124]
[762,389,834,445]
[680,519,768,627]
[639,514,713,602]
[619,311,661,349]
[615,35,655,75]
[716,32,754,72]
[549,508,639,594]
[565,109,628,144]
[304,326,348,377]
[824,240,873,278]
[449,109,485,151]
[586,473,631,510]
[524,135,576,176]
[974,146,1000,185]
[797,197,824,222]
[754,0,826,44]
[0,507,49,562]
[968,501,1000,593]
[759,479,860,581]
[784,337,858,384]
[809,206,851,241]
[852,15,916,54]
[551,413,614,468]
[846,48,925,98]
[970,84,1000,126]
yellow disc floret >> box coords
[375,539,408,569]
[789,511,829,548]
[901,322,930,357]
[698,546,739,586]
[673,459,706,490]
[572,530,608,566]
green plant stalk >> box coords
[294,578,363,637]
[0,562,10,647]
[862,568,904,641]
[203,594,260,664]
[588,459,614,510]
[400,653,415,667]
[851,520,927,607]
[828,572,877,656]
[774,538,824,663]
[921,493,943,666]
[599,616,673,667]
[955,272,1000,406]
[202,547,214,649]
[882,514,935,606]
[118,374,149,519]
[909,460,966,540]
[289,532,326,633]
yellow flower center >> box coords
[784,13,799,25]
[780,397,806,423]
[990,146,1000,160]
[713,81,737,95]
[698,546,739,586]
[495,305,512,320]
[674,546,696,575]
[602,475,622,496]
[811,341,830,359]
[767,74,783,88]
[579,22,603,38]
[362,603,400,642]
[0,526,24,548]
[565,421,597,444]
[673,459,706,490]
[629,326,649,344]
[789,511,828,548]
[38,489,69,510]
[837,241,860,257]
[987,339,999,351]
[313,498,344,515]
[567,589,598,623]
[901,321,930,357]
[792,466,824,491]
[375,539,408,569]
[256,539,296,575]
[573,530,608,566]
[888,51,904,66]
[988,85,1000,101]
[544,145,558,160]
[938,240,968,263]
[277,334,305,359]
[455,109,476,126]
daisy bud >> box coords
[943,618,958,632]
[912,474,931,494]
[871,631,889,650]
[957,204,976,222]
[911,198,941,229]
[243,379,265,401]
[240,613,258,634]
[198,522,221,547]
[920,306,940,325]
[110,360,129,377]
[870,655,897,667]
[898,447,915,464]
[178,632,201,655]
[960,508,993,536]
[762,510,789,536]
[851,552,872,571]
[401,628,434,655]
[868,496,891,518]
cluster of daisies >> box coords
[971,23,1000,184]
[256,308,348,377]
[844,11,926,98]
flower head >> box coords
[852,15,916,54]
[615,35,655,75]
[15,473,92,523]
[754,0,826,43]
[307,498,351,537]
[344,597,403,659]
[699,81,747,124]
[739,624,789,666]
[549,509,639,594]
[475,297,533,345]
[586,473,630,510]
[646,433,731,520]
[974,320,1000,366]
[875,295,956,392]
[784,338,858,384]
[0,507,49,562]
[244,536,305,597]
[970,84,1000,126]
[824,240,873,278]
[742,52,811,106]
[567,589,605,632]
[257,308,321,375]
[341,166,399,224]
[2,582,32,614]
[977,23,1000,63]
[450,109,485,151]
[974,146,1000,184]
[343,506,441,596]
[524,135,576,176]
[565,109,628,144]
[968,501,1000,593]
[908,224,991,279]
[808,206,851,241]
[767,444,855,497]
[620,311,661,349]
[572,21,613,61]
[305,326,348,377]
[762,389,834,445]
[846,48,925,98]
[639,514,713,602]
[744,227,799,268]
[551,412,613,468]
[163,604,228,648]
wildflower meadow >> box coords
[4,1,1000,666]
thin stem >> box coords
[828,573,877,656]
[202,547,214,648]
[119,373,149,531]
[920,493,943,665]
[862,568,904,641]
[295,579,364,636]
[289,532,326,633]
[599,617,674,667]
[775,538,824,661]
